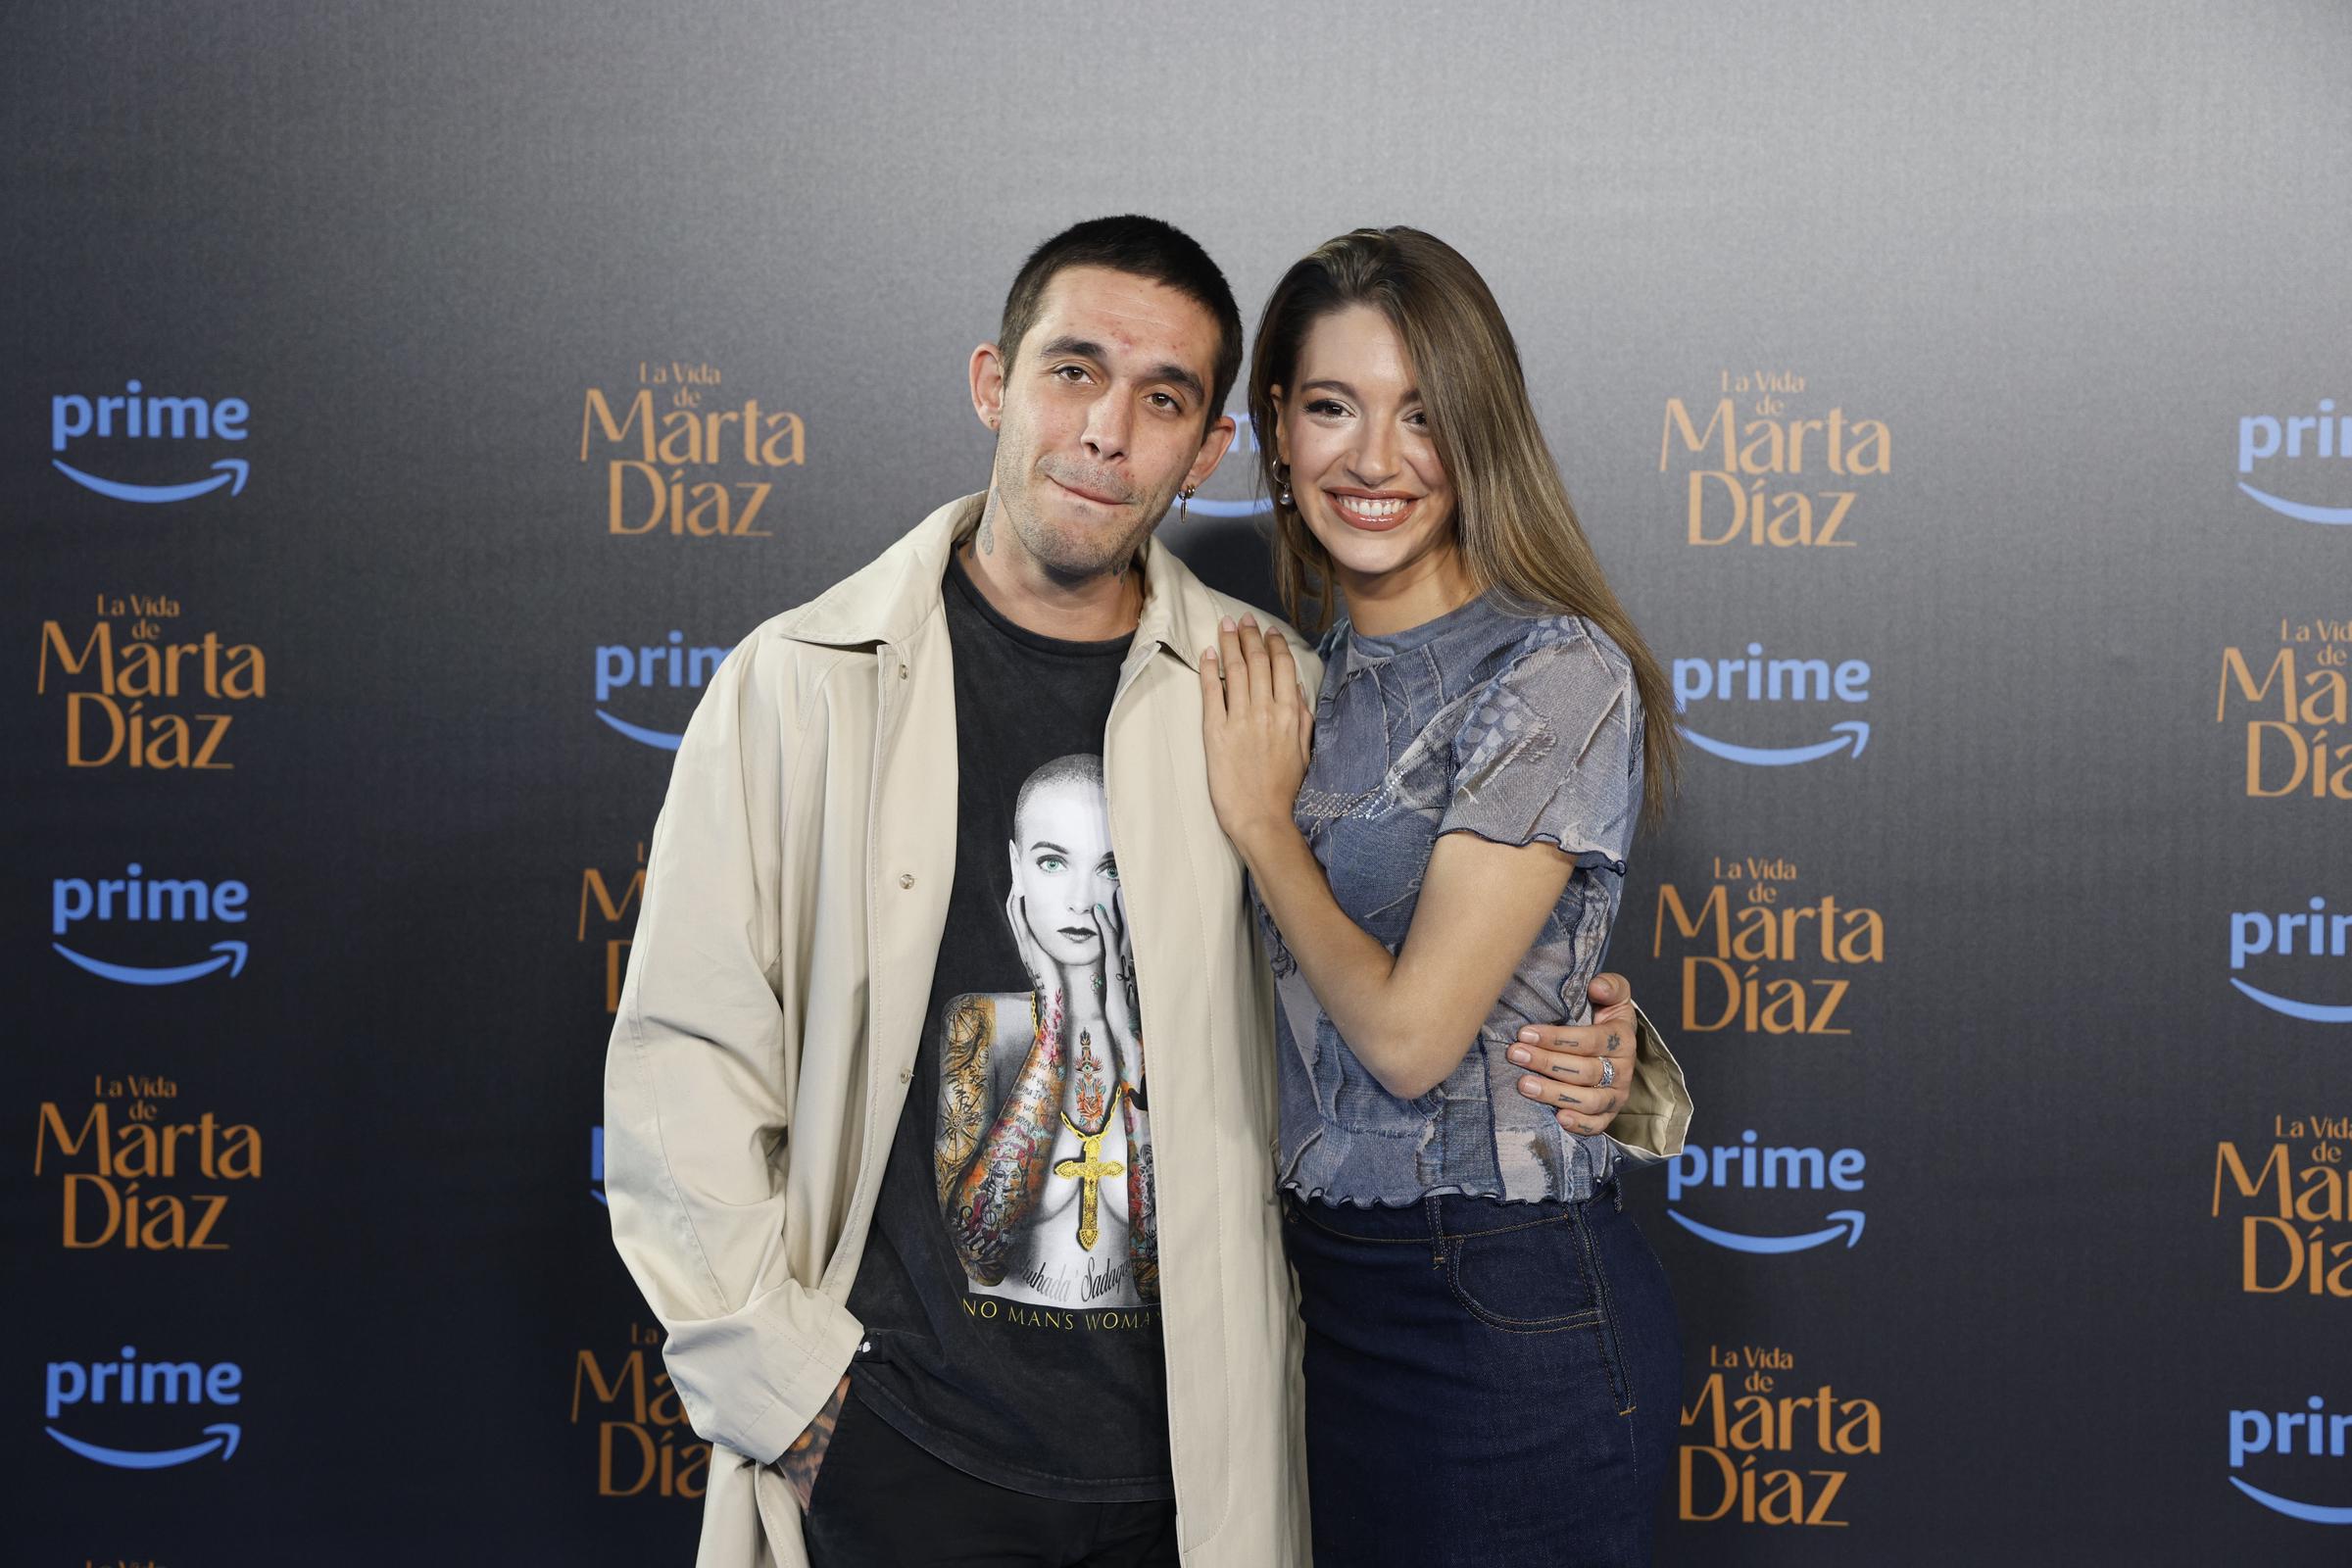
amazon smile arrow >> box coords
[2230,1476,2352,1525]
[54,458,249,504]
[2228,978,2352,1024]
[2237,481,2352,526]
[46,1422,241,1468]
[53,940,248,986]
[596,710,685,750]
[1668,1208,1867,1254]
[1682,720,1870,767]
[1183,496,1274,519]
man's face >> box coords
[1008,776,1121,972]
[974,266,1235,582]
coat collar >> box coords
[769,490,1232,663]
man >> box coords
[604,216,1690,1568]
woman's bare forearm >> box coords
[1238,820,1575,1101]
[1231,822,1435,1095]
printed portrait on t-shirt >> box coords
[932,754,1158,1309]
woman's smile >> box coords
[1325,487,1419,531]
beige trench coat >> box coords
[604,494,1693,1568]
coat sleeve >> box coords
[1609,1004,1694,1163]
[603,633,864,1464]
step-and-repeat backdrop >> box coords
[9,4,2348,1562]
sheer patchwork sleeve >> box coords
[1436,622,1642,873]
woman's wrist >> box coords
[1230,813,1304,876]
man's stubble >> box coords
[978,417,1169,590]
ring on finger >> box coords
[1598,1058,1616,1090]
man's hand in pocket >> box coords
[781,1373,853,1513]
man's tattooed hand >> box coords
[781,1372,854,1513]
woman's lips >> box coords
[1057,925,1098,943]
[1326,491,1417,532]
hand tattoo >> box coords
[782,1372,852,1513]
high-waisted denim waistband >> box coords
[1283,1183,1624,1247]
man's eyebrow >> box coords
[1148,363,1205,403]
[1036,335,1204,403]
[1036,336,1105,363]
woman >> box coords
[1200,228,1684,1565]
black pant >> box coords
[802,1393,1180,1568]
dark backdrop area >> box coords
[8,3,2351,1562]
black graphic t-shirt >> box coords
[844,552,1171,1501]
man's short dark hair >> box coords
[998,216,1244,430]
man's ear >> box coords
[1184,413,1238,494]
[970,342,1006,432]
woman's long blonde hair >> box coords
[1249,226,1680,829]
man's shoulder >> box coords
[1137,535,1321,682]
[1199,585,1298,636]
[762,493,978,650]
[720,611,872,689]
[1185,580,1323,682]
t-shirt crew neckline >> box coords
[945,551,1135,661]
[1341,589,1509,668]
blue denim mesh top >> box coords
[1262,591,1643,1207]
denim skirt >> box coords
[1282,1185,1680,1566]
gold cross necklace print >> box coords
[1055,1083,1127,1251]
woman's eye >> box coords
[1102,861,1120,881]
[1307,399,1348,417]
[1037,856,1066,873]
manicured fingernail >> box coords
[1507,1047,1532,1065]
[1220,615,1237,631]
[1518,1027,1541,1043]
[1242,613,1258,627]
[1202,646,1218,662]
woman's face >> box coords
[1008,776,1121,971]
[1275,304,1458,588]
